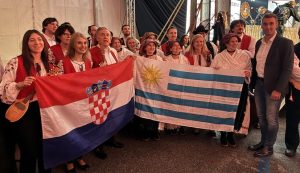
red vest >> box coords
[161,42,169,55]
[50,44,65,61]
[15,56,38,99]
[240,34,251,50]
[184,52,194,65]
[90,46,118,68]
[62,57,92,74]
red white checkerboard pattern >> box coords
[88,90,110,125]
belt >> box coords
[257,77,264,81]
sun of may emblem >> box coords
[141,64,162,86]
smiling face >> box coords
[28,33,44,54]
[193,36,204,51]
[111,38,122,51]
[232,23,245,35]
[145,42,156,56]
[74,36,87,55]
[170,42,182,55]
[226,36,239,51]
[127,38,136,51]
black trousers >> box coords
[0,102,17,173]
[0,101,50,173]
[285,84,300,150]
[234,82,248,131]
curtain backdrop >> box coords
[136,0,187,43]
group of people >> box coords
[0,12,299,173]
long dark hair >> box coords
[22,30,50,75]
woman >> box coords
[50,23,75,61]
[164,40,189,135]
[139,39,163,61]
[126,37,139,55]
[184,34,212,67]
[139,39,163,141]
[110,37,133,61]
[62,32,91,172]
[179,34,190,53]
[211,33,251,147]
[0,30,51,173]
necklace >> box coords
[71,60,85,72]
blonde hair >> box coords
[188,34,210,56]
[67,32,89,61]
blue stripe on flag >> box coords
[43,98,134,169]
[169,69,244,84]
[135,89,238,112]
[168,83,241,98]
[135,102,235,125]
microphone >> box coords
[272,1,279,5]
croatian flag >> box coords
[35,58,134,169]
[135,57,244,132]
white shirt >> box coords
[117,47,134,61]
[166,54,190,65]
[70,60,86,72]
[239,33,256,58]
[255,33,277,78]
[211,49,251,71]
[103,47,119,65]
[291,55,300,81]
[43,33,56,46]
[0,57,47,104]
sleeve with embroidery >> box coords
[0,58,20,104]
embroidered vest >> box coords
[15,56,37,99]
[240,35,251,50]
[63,57,92,74]
[90,47,118,68]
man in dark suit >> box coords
[248,13,294,157]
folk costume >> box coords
[211,49,252,133]
[90,46,119,68]
[0,56,50,173]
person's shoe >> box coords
[75,159,90,170]
[193,129,200,135]
[248,143,264,151]
[227,133,237,148]
[220,132,228,147]
[66,163,76,173]
[253,147,273,157]
[179,127,185,135]
[285,149,296,157]
[206,130,216,137]
[152,133,160,141]
[94,147,107,159]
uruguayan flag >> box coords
[134,57,245,132]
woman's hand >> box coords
[244,70,251,78]
[16,76,36,90]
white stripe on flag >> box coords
[42,79,134,139]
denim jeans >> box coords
[254,79,283,148]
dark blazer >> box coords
[250,35,294,95]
